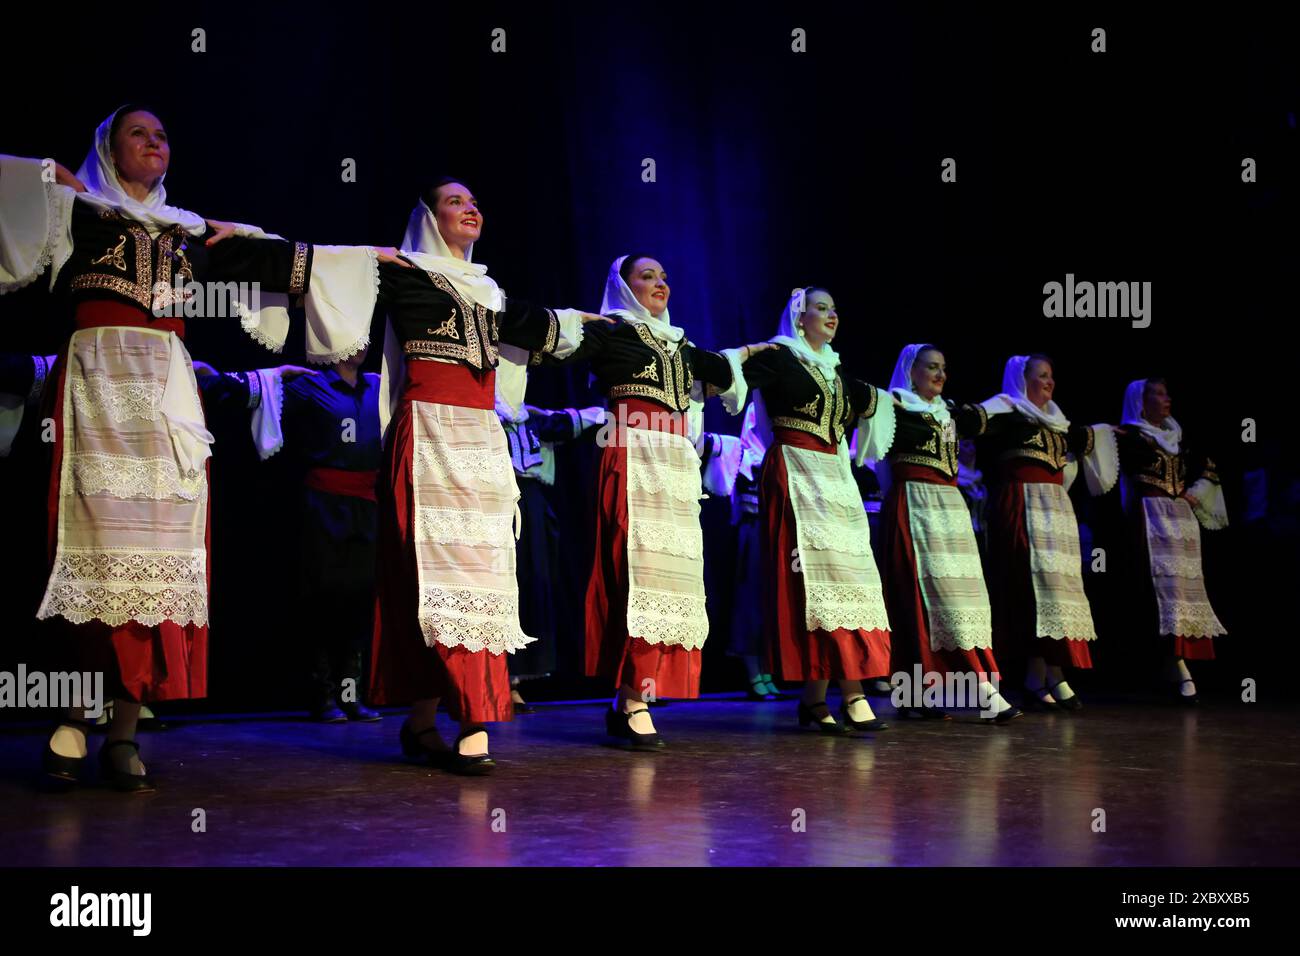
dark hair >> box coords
[1143,377,1167,393]
[109,104,164,144]
[1025,352,1054,373]
[619,253,661,284]
[422,177,474,208]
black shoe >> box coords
[647,698,670,708]
[981,704,1025,725]
[136,705,167,731]
[898,705,952,721]
[605,707,666,751]
[1021,685,1061,712]
[98,740,157,793]
[310,702,348,723]
[839,696,890,732]
[1047,681,1082,712]
[864,679,895,698]
[746,676,778,702]
[399,718,451,766]
[340,701,382,722]
[448,726,495,775]
[1169,678,1199,706]
[42,718,97,785]
[797,700,851,735]
[510,692,536,715]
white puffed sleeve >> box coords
[0,155,76,293]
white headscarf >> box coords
[600,254,684,345]
[981,355,1071,432]
[73,106,206,237]
[399,196,504,311]
[888,343,950,426]
[770,287,841,374]
[1122,378,1182,454]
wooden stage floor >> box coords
[0,692,1295,867]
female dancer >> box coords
[364,181,607,773]
[866,344,1022,723]
[739,288,896,734]
[1117,378,1227,703]
[550,253,766,749]
[0,105,392,790]
[979,354,1118,711]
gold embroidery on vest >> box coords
[420,272,485,368]
[428,310,460,340]
[71,220,152,309]
[632,360,659,381]
[91,235,127,271]
[795,396,819,416]
[772,363,838,442]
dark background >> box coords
[1,2,1296,711]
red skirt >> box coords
[367,362,513,722]
[760,431,890,681]
[583,400,702,699]
[987,464,1092,668]
[42,304,209,703]
[1128,487,1215,661]
[880,464,1000,680]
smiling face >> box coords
[432,182,482,250]
[625,257,670,316]
[1142,379,1172,424]
[1025,357,1055,409]
[910,348,947,399]
[109,110,169,190]
[799,290,838,348]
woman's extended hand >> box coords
[374,246,412,267]
[278,365,319,382]
[53,163,87,193]
[580,312,616,324]
[204,220,239,247]
[739,342,777,361]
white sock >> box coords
[1166,658,1196,695]
[979,681,1012,714]
[846,697,876,721]
[50,725,88,759]
[1045,665,1075,700]
[457,730,489,756]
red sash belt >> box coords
[402,359,495,410]
[772,427,836,454]
[304,466,378,501]
[609,398,690,437]
[74,300,186,337]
